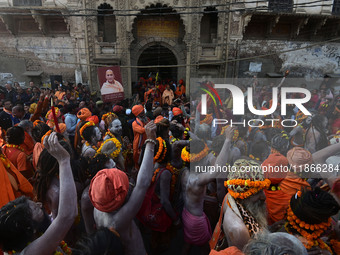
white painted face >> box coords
[110,119,122,136]
[105,158,116,169]
[95,127,102,141]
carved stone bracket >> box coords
[314,18,327,35]
[268,15,280,34]
[292,17,309,38]
[0,15,14,35]
[31,10,47,35]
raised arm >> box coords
[23,133,77,255]
[197,126,234,186]
[114,121,156,231]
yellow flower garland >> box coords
[154,137,168,163]
[181,143,209,163]
[96,137,122,159]
[6,144,24,152]
[102,112,117,121]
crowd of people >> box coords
[0,76,339,255]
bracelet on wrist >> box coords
[145,139,156,145]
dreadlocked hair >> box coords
[271,132,290,156]
[72,228,124,255]
[31,122,51,143]
[291,187,340,224]
[80,121,97,142]
[104,113,118,130]
[33,134,74,204]
[0,197,34,252]
[211,135,225,155]
[156,118,170,139]
[307,115,328,151]
[249,140,269,161]
[170,122,184,139]
[6,126,25,145]
[79,154,111,183]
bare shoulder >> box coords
[223,206,250,246]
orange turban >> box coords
[77,108,92,121]
[287,147,313,171]
[89,168,129,213]
[132,105,144,117]
[172,107,183,116]
[262,153,289,184]
[86,115,99,125]
[154,115,164,124]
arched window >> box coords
[200,7,218,44]
[97,3,116,42]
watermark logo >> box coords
[201,85,311,116]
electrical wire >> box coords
[1,36,340,68]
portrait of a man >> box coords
[101,69,124,95]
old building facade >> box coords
[0,0,340,96]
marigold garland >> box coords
[154,137,167,162]
[285,203,332,251]
[224,179,271,200]
[6,144,24,152]
[80,121,95,140]
[151,163,180,197]
[85,141,98,152]
[102,112,117,121]
[96,137,122,158]
[105,130,115,139]
[33,119,43,127]
[41,130,52,144]
[181,143,209,163]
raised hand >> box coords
[145,121,157,141]
[43,132,70,162]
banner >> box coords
[98,66,124,103]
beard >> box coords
[33,210,51,234]
[241,198,268,229]
[139,115,148,124]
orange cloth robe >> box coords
[265,172,310,225]
[132,118,146,168]
[21,131,35,156]
[175,85,186,97]
[0,158,33,208]
[3,146,34,179]
[32,142,44,170]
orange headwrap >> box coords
[77,108,92,121]
[89,168,129,213]
[287,147,313,171]
[86,115,99,125]
[262,153,289,184]
[172,107,183,116]
[132,105,144,117]
[154,115,164,124]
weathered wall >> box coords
[237,40,340,80]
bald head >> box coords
[12,105,25,120]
